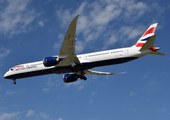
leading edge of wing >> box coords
[84,69,126,75]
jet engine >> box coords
[43,57,60,67]
[63,74,78,83]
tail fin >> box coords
[132,23,165,56]
[133,23,158,48]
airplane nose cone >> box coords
[4,72,10,79]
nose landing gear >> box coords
[13,79,16,84]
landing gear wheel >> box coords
[79,76,87,81]
[13,79,16,84]
[83,76,87,80]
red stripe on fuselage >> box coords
[11,65,24,69]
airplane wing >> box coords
[56,55,81,67]
[57,14,81,67]
[83,69,126,75]
[58,14,79,58]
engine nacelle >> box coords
[43,57,59,67]
[63,74,78,83]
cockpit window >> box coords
[10,68,14,71]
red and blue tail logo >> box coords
[134,23,158,48]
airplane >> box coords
[4,14,165,84]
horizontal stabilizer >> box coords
[150,51,165,56]
[84,70,126,75]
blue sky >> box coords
[0,0,170,120]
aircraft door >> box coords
[124,49,129,56]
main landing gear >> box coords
[13,79,16,84]
[72,68,87,81]
[79,75,87,81]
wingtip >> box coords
[73,14,80,20]
[120,71,126,74]
[114,71,126,75]
[76,14,80,17]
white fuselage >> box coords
[3,46,152,80]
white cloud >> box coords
[46,77,56,87]
[0,47,10,59]
[40,112,50,119]
[103,34,118,50]
[58,118,63,120]
[89,100,93,104]
[127,108,137,112]
[160,108,167,112]
[77,85,84,91]
[129,91,137,96]
[0,0,39,36]
[64,80,81,88]
[142,71,151,80]
[76,41,84,53]
[118,25,145,41]
[25,110,34,117]
[54,33,64,50]
[43,76,62,92]
[0,112,20,120]
[64,80,85,91]
[90,4,121,25]
[74,2,87,15]
[5,90,16,96]
[38,21,44,27]
[56,9,73,28]
[73,80,81,85]
[91,91,97,96]
[123,1,147,17]
[42,88,50,92]
[46,77,61,87]
[145,80,160,93]
[64,83,72,88]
